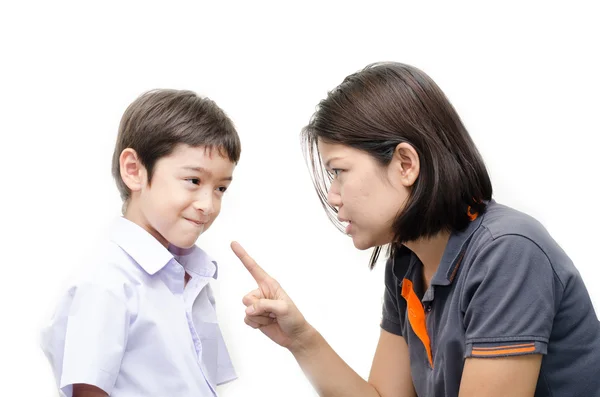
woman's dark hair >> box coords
[301,62,492,268]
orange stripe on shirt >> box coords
[472,343,535,351]
[449,206,478,282]
[467,205,478,221]
[401,279,433,367]
[448,250,466,283]
[472,346,536,356]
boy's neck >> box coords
[124,200,194,288]
[123,201,169,248]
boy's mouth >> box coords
[184,218,207,227]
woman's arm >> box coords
[288,327,415,397]
[459,355,542,397]
[233,242,416,397]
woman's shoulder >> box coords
[479,201,549,241]
[470,200,577,285]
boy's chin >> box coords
[168,235,201,250]
[172,240,197,250]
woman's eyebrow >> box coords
[325,157,342,169]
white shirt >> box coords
[40,217,236,396]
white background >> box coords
[1,1,598,395]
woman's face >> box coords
[317,140,419,250]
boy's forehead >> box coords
[162,144,235,174]
[168,144,229,162]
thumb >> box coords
[246,298,289,318]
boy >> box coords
[40,89,241,396]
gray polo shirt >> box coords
[381,200,600,397]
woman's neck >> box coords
[403,230,451,289]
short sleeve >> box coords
[43,283,130,396]
[462,235,557,358]
[381,257,404,336]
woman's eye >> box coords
[217,186,228,193]
[330,169,342,177]
[187,178,201,185]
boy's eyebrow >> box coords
[182,166,233,181]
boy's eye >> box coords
[187,178,201,185]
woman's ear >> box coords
[390,142,420,187]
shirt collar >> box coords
[430,202,487,286]
[168,244,218,279]
[109,217,218,278]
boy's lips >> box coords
[185,217,208,226]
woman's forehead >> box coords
[317,140,351,157]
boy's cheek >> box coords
[204,211,221,231]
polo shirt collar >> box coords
[430,202,488,286]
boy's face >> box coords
[131,144,235,249]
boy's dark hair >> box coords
[301,62,492,268]
[111,89,241,208]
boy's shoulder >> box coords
[64,216,221,302]
[65,238,146,305]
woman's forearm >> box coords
[290,326,381,397]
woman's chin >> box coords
[351,235,373,251]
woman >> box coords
[231,62,600,396]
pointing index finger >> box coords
[230,241,271,283]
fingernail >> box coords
[246,306,255,314]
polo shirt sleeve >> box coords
[461,235,556,358]
[381,257,405,336]
[59,283,130,395]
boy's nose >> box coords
[192,195,215,215]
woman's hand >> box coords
[231,241,314,352]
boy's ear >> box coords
[119,148,146,192]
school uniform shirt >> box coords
[40,217,237,397]
[382,200,600,397]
